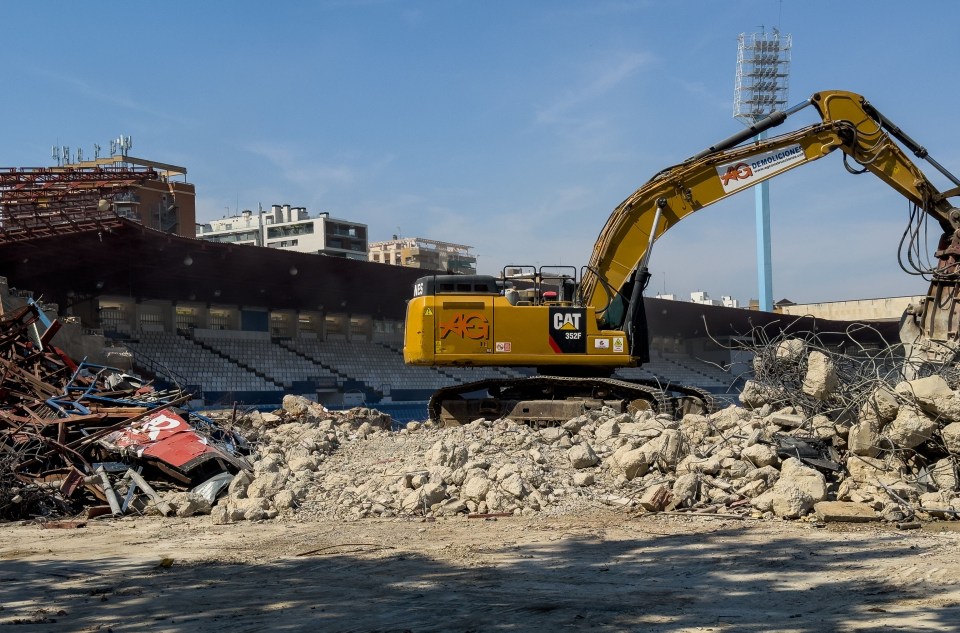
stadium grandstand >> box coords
[0,159,900,419]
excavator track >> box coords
[428,375,717,426]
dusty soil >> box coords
[3,510,960,632]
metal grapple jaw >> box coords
[900,225,960,378]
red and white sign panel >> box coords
[104,408,223,470]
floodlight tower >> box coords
[734,29,791,311]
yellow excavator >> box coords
[404,90,960,425]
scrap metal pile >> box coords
[0,301,248,522]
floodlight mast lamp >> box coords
[734,29,791,312]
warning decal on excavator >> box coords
[716,143,805,194]
[424,308,433,316]
[548,307,586,354]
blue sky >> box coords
[5,1,960,305]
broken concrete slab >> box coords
[814,501,878,523]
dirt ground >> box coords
[3,510,960,632]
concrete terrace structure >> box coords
[778,296,924,322]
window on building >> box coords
[268,224,314,239]
[298,314,320,334]
[138,311,164,330]
[209,309,231,330]
[271,312,294,338]
[99,306,126,332]
[176,307,197,331]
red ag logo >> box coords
[439,312,490,340]
[721,162,753,185]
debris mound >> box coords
[217,331,960,526]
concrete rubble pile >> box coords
[211,394,804,524]
[208,336,960,526]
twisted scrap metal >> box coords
[734,320,922,423]
[735,319,960,505]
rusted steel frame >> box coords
[13,432,92,475]
[84,405,150,416]
[0,168,156,187]
[0,216,125,244]
[0,306,40,345]
[0,352,11,393]
[2,415,49,437]
[1,400,52,421]
[0,396,51,430]
[2,201,109,218]
[151,459,191,484]
[59,466,85,497]
[9,412,107,430]
[0,212,112,233]
[50,412,109,426]
[0,189,129,204]
[0,358,61,399]
[0,182,139,199]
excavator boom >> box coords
[582,91,959,338]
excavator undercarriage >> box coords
[428,375,716,426]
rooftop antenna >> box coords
[734,26,792,312]
[114,134,132,158]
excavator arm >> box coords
[581,90,960,359]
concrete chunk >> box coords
[775,339,806,363]
[568,443,599,469]
[638,485,672,511]
[814,501,878,523]
[802,351,838,401]
[769,412,804,429]
[886,405,938,449]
